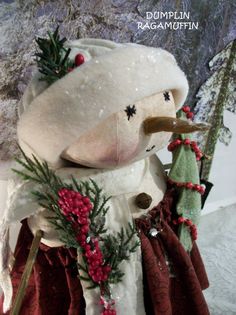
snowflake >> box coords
[124,105,136,120]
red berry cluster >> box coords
[167,138,203,161]
[58,188,112,284]
[86,239,111,283]
[100,297,116,315]
[167,178,205,195]
[68,53,85,72]
[102,310,116,315]
[182,105,194,120]
[102,308,116,315]
[173,216,198,240]
[58,188,92,221]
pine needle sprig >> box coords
[101,223,140,284]
[35,26,73,85]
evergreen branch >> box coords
[14,153,139,290]
[14,157,34,172]
[79,275,91,282]
[61,48,72,67]
[71,176,82,192]
[103,206,109,216]
[129,241,140,253]
[89,180,101,220]
[32,155,50,182]
[90,178,102,194]
[31,190,49,201]
[101,221,139,280]
[97,228,107,234]
[96,196,112,217]
[124,222,138,246]
[12,169,42,184]
[109,270,124,284]
[35,26,73,85]
[84,181,95,201]
[77,262,88,273]
[86,283,99,290]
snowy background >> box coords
[0,1,236,314]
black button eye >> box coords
[124,105,137,120]
[163,91,170,101]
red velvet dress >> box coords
[0,188,210,315]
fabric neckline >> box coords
[56,159,148,197]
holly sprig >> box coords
[13,149,140,289]
[35,26,73,85]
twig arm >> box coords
[10,230,43,315]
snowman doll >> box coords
[0,29,210,315]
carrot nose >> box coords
[143,117,210,134]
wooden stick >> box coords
[10,230,43,315]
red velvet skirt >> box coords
[1,188,210,315]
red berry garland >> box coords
[58,188,115,314]
[167,178,205,195]
[186,112,194,119]
[182,105,194,120]
[168,105,201,245]
[67,53,85,73]
[182,105,191,113]
[173,216,198,241]
[167,138,203,161]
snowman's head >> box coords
[17,39,189,169]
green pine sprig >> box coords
[35,26,73,85]
[101,223,140,284]
[13,149,140,288]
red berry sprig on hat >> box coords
[35,27,86,83]
[173,216,198,241]
[75,53,85,66]
[68,53,85,72]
